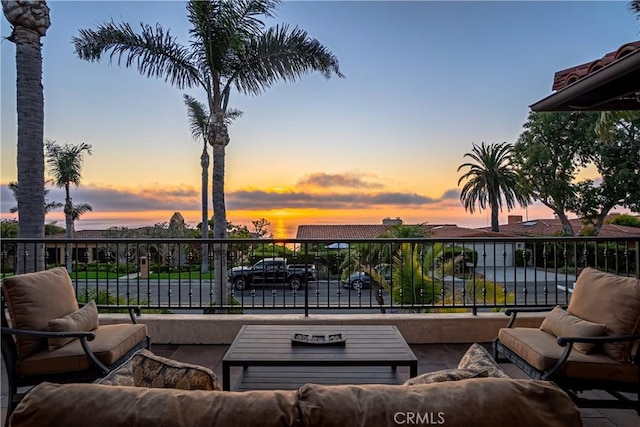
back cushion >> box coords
[568,267,640,362]
[298,380,582,427]
[2,267,79,358]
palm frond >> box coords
[45,141,93,188]
[183,94,210,141]
[74,20,200,90]
[72,203,93,220]
[230,24,343,96]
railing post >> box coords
[304,242,309,317]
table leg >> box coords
[223,362,230,391]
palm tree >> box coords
[630,1,640,17]
[8,181,63,215]
[45,140,93,272]
[2,0,51,273]
[457,142,528,232]
[73,0,343,305]
[184,94,242,273]
[71,203,93,221]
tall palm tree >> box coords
[45,140,93,272]
[8,181,63,215]
[630,0,640,17]
[73,0,343,305]
[71,203,93,221]
[184,94,242,273]
[457,142,528,232]
[2,0,51,273]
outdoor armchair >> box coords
[493,267,640,414]
[1,267,150,425]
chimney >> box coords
[508,215,523,225]
[382,217,403,226]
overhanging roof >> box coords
[530,42,640,112]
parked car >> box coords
[228,257,317,291]
[341,264,391,290]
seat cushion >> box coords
[498,327,638,383]
[540,306,606,354]
[568,267,640,362]
[16,323,148,376]
[298,380,582,427]
[2,267,79,358]
[47,300,99,351]
[131,349,221,391]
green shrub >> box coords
[608,214,640,228]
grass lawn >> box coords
[69,271,121,280]
[147,270,216,280]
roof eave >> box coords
[530,49,640,112]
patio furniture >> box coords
[493,267,640,414]
[1,267,150,424]
[8,378,582,427]
[222,324,418,391]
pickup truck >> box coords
[228,257,317,291]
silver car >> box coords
[341,264,391,290]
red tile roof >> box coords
[480,217,640,238]
[296,224,514,239]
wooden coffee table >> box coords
[222,325,418,391]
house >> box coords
[482,215,640,238]
[296,218,521,268]
[530,41,640,111]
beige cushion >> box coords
[404,368,488,385]
[540,306,606,354]
[10,382,301,427]
[498,327,638,383]
[47,300,99,351]
[298,380,582,427]
[16,324,148,376]
[2,267,79,358]
[457,343,511,378]
[131,349,221,391]
[568,267,640,362]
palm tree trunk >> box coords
[211,116,229,308]
[200,145,209,273]
[490,201,500,232]
[13,25,46,273]
[64,184,73,273]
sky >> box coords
[1,1,639,238]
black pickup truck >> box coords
[228,257,317,291]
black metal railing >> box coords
[1,237,638,316]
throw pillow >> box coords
[96,359,134,387]
[2,267,79,358]
[457,343,511,378]
[540,306,606,354]
[568,267,640,362]
[47,300,99,351]
[404,368,488,385]
[132,349,221,390]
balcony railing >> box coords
[1,237,638,316]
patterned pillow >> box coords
[457,343,511,378]
[404,368,488,385]
[97,360,134,386]
[132,349,221,390]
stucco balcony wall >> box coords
[99,313,546,345]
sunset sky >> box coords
[1,1,638,238]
